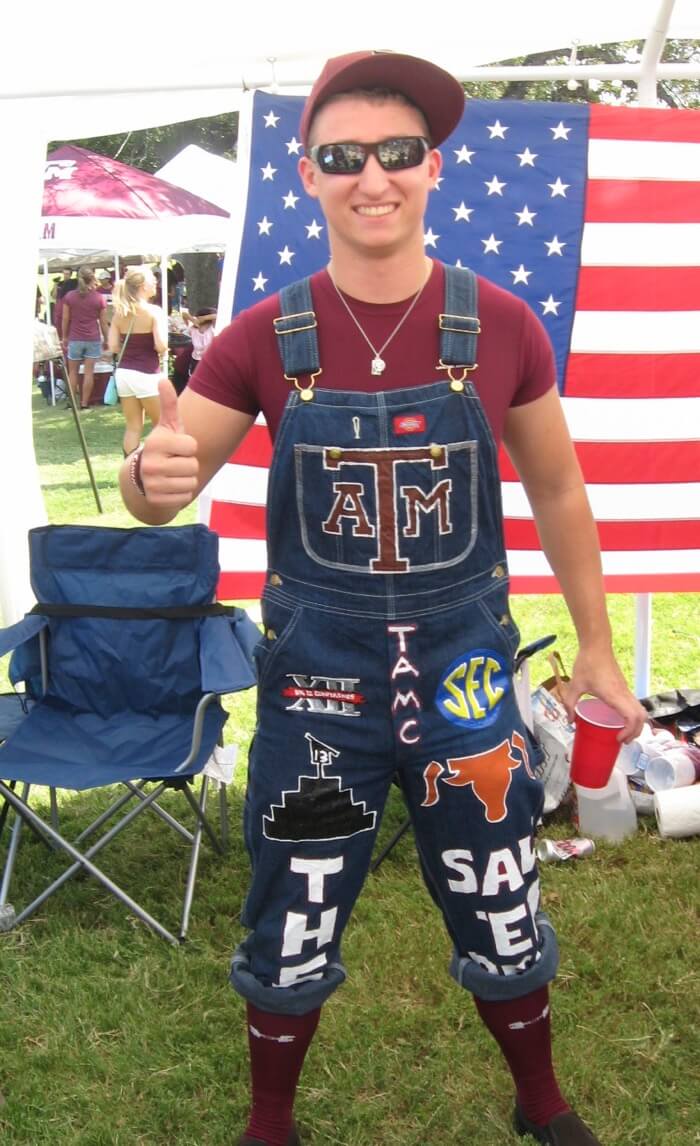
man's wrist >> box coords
[128,444,146,496]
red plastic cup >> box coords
[570,698,625,789]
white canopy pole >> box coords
[632,0,675,697]
[0,106,48,624]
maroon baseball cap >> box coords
[300,50,465,149]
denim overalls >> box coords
[231,267,558,1015]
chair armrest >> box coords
[0,614,47,661]
[199,609,260,694]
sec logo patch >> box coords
[435,648,510,728]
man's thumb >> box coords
[158,378,184,432]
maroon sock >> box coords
[474,986,571,1127]
[244,1002,321,1145]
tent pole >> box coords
[41,258,56,405]
[630,0,672,698]
[60,350,103,514]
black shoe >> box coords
[236,1122,300,1146]
[514,1103,602,1144]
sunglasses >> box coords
[309,136,430,175]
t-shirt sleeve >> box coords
[511,300,557,407]
[188,310,260,417]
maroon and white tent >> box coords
[40,145,230,256]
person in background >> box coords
[119,49,646,1146]
[96,270,115,325]
[108,266,167,456]
[53,271,77,330]
[61,265,109,409]
[185,306,217,379]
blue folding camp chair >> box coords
[0,524,259,944]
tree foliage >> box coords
[464,39,699,109]
[48,111,238,173]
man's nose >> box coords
[357,154,390,192]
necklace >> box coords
[329,269,429,376]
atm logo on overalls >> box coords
[436,648,510,728]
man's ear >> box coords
[427,147,443,189]
[298,155,320,199]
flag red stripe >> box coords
[564,353,700,398]
[499,441,700,484]
[584,180,700,224]
[504,518,698,551]
[209,501,266,538]
[510,573,700,593]
[217,570,267,602]
[229,424,273,467]
[212,503,700,550]
[215,568,700,602]
[575,266,700,310]
[589,104,700,143]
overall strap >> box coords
[439,265,480,369]
[273,277,321,378]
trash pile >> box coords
[515,642,700,856]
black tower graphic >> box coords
[263,733,378,842]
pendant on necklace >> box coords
[371,356,386,376]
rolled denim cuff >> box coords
[449,911,559,1001]
[230,943,346,1016]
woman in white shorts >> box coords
[108,266,167,456]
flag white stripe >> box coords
[561,396,700,440]
[208,467,699,521]
[507,549,699,577]
[205,464,269,503]
[218,537,268,570]
[580,223,700,267]
[213,541,698,579]
[570,309,700,354]
[502,481,700,520]
[587,139,700,182]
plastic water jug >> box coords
[574,767,638,842]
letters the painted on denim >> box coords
[388,622,422,745]
[442,839,540,968]
[277,855,344,987]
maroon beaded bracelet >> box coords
[128,445,146,496]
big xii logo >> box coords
[317,443,465,572]
[282,676,365,717]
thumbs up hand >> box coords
[138,378,199,508]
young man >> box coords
[120,51,645,1146]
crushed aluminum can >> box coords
[536,838,596,863]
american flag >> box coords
[205,91,700,600]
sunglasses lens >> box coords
[317,143,366,174]
[377,138,427,169]
[313,138,428,175]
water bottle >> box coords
[574,767,638,842]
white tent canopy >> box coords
[155,146,237,215]
[2,0,699,628]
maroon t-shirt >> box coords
[120,332,160,374]
[190,261,555,446]
[63,289,106,341]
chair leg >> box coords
[371,816,412,872]
[179,775,210,942]
[1,783,30,913]
[180,780,225,855]
[218,781,229,851]
[0,779,180,945]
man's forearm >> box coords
[530,484,613,652]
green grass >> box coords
[0,388,697,1145]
